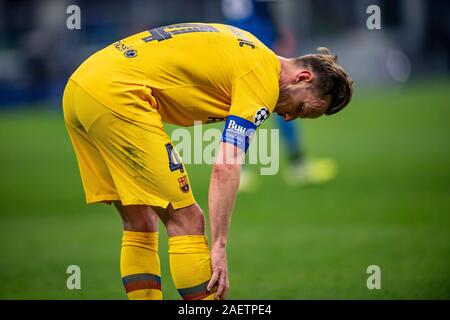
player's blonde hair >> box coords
[295,47,354,115]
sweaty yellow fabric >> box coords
[69,23,280,127]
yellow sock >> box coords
[120,231,162,300]
[169,235,215,300]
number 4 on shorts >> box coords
[165,143,184,173]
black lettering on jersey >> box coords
[226,25,256,49]
[239,39,256,49]
[206,116,225,124]
[142,23,219,43]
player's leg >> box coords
[153,203,215,300]
[64,81,164,300]
[85,104,213,300]
[115,202,158,232]
[76,88,213,300]
[114,202,162,300]
[152,202,204,236]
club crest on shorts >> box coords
[254,107,269,127]
[178,175,190,193]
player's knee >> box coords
[116,204,158,232]
[168,203,205,236]
[188,203,205,229]
[179,203,205,233]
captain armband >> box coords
[221,115,257,153]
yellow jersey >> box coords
[70,23,280,151]
[70,23,280,124]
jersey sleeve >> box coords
[221,62,279,152]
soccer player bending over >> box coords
[63,23,353,300]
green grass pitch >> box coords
[0,80,449,299]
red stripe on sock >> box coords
[124,280,161,293]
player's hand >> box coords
[207,247,229,300]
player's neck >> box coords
[277,56,296,89]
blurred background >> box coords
[0,0,449,299]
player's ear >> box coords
[294,70,313,84]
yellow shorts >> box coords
[62,80,195,209]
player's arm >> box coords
[207,141,244,300]
[206,60,277,299]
